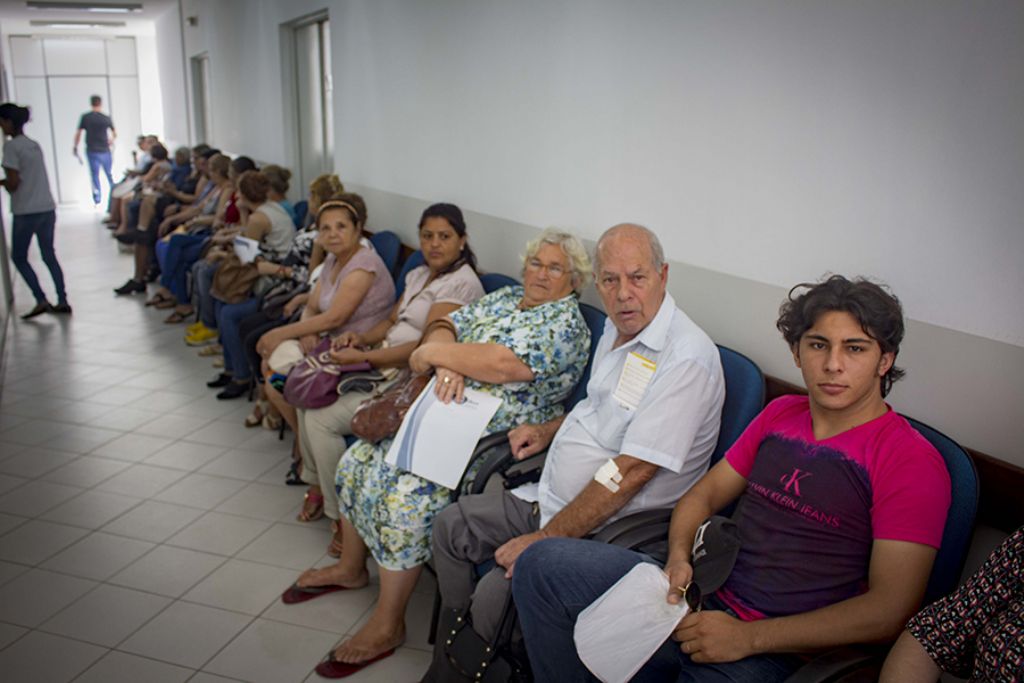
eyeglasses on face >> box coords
[526,258,567,277]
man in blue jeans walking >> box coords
[73,95,115,206]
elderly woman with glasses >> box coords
[282,228,594,679]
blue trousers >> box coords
[512,539,802,683]
[10,210,66,305]
[158,234,207,303]
[214,297,260,380]
[86,150,113,205]
[192,259,219,328]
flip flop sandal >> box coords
[245,400,268,428]
[154,299,177,309]
[198,344,223,357]
[297,490,324,522]
[314,648,396,678]
[262,413,283,431]
[145,293,172,307]
[164,310,191,324]
[281,581,354,605]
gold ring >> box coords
[443,376,451,384]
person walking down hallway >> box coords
[73,95,115,207]
[1,103,70,318]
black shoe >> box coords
[51,302,73,315]
[20,302,52,319]
[145,266,161,283]
[114,231,138,245]
[114,279,146,295]
[206,373,232,388]
[216,381,249,400]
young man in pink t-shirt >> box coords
[512,275,952,682]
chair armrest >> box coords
[591,508,674,551]
[783,646,884,683]
[461,430,512,497]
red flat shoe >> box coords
[281,581,350,604]
[314,648,396,678]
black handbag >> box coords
[443,592,531,682]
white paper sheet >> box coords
[233,235,261,264]
[385,377,502,489]
[574,563,688,683]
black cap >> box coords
[690,516,741,594]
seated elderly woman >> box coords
[294,203,485,557]
[282,228,593,679]
[254,193,395,429]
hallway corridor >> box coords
[0,207,434,682]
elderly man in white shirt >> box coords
[421,223,725,681]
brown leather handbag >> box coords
[211,253,260,304]
[350,370,431,443]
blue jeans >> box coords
[512,539,802,683]
[86,150,113,205]
[191,259,219,328]
[10,210,66,305]
[214,297,260,380]
[158,234,207,302]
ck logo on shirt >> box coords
[779,468,812,497]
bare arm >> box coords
[258,267,376,353]
[329,302,463,370]
[494,453,659,576]
[879,630,941,683]
[2,167,20,194]
[73,129,82,153]
[413,339,535,385]
[240,210,271,241]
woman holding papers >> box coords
[282,229,592,679]
[293,203,484,551]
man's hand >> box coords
[673,610,756,663]
[494,530,548,578]
[507,423,555,461]
[664,557,694,606]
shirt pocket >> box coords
[591,398,633,451]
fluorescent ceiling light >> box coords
[29,19,126,28]
[26,2,142,12]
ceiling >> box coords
[0,0,178,35]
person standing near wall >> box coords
[73,95,116,207]
[1,103,71,319]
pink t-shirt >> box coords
[718,395,950,620]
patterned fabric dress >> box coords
[336,286,590,570]
[907,526,1024,682]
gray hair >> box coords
[594,223,665,272]
[522,228,593,294]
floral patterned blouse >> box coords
[449,285,590,432]
[908,526,1024,682]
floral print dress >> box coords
[336,286,590,570]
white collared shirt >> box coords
[516,292,725,527]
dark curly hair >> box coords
[777,274,906,397]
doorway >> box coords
[288,14,334,193]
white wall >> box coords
[153,4,188,147]
[178,0,1024,466]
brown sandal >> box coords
[298,489,324,522]
[164,310,192,324]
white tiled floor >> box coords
[0,207,436,682]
